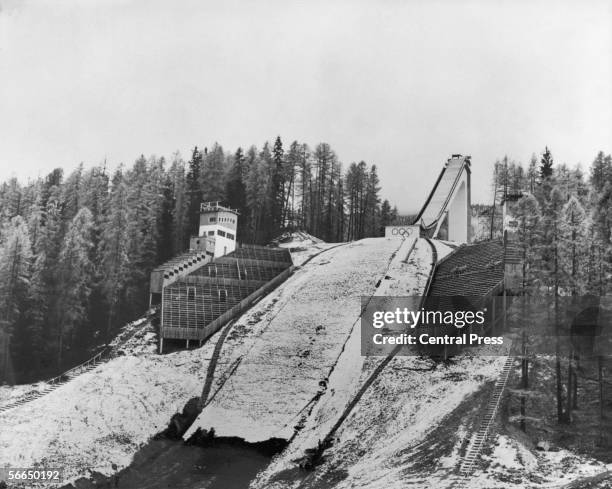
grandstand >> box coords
[428,241,505,298]
[150,201,294,351]
[159,244,293,351]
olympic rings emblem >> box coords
[390,227,413,236]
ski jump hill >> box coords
[4,154,595,489]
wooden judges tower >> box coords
[191,201,239,256]
[150,202,293,352]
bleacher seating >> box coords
[160,244,292,340]
[428,240,505,297]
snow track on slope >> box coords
[184,237,409,443]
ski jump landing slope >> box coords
[184,236,418,443]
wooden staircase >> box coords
[449,348,515,488]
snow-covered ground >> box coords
[253,352,507,489]
[184,237,410,443]
[326,356,506,489]
[465,434,611,488]
[277,232,341,267]
[0,340,219,485]
[107,316,156,356]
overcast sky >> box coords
[1,0,610,213]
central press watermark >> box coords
[360,295,612,357]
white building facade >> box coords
[197,202,239,257]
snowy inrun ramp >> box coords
[184,237,408,443]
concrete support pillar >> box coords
[448,179,469,243]
[444,157,471,243]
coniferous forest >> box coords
[0,137,398,384]
[485,149,612,438]
[488,149,612,298]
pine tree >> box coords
[61,164,83,225]
[589,153,612,248]
[510,161,525,195]
[55,208,95,365]
[0,216,32,383]
[313,144,332,237]
[569,165,589,203]
[540,146,554,180]
[99,168,130,340]
[123,156,164,316]
[547,186,566,423]
[271,136,285,235]
[225,148,247,241]
[158,171,175,263]
[515,194,541,292]
[79,165,109,251]
[334,176,345,240]
[364,165,381,237]
[78,165,110,344]
[257,142,275,242]
[514,194,541,432]
[169,153,188,254]
[558,196,587,420]
[26,250,48,375]
[283,141,300,229]
[590,151,612,193]
[23,192,60,374]
[201,143,226,203]
[559,196,587,295]
[380,200,392,235]
[0,178,23,223]
[527,153,538,193]
[186,147,204,242]
[245,151,270,243]
[297,144,312,231]
[242,146,259,241]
